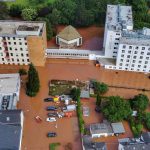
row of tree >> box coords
[1,0,150,39]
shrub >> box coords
[19,68,27,76]
[49,143,60,150]
[145,112,150,129]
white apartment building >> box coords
[0,73,20,110]
[100,4,150,73]
[0,21,47,66]
[103,5,133,58]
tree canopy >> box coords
[130,94,149,111]
[22,8,38,21]
[102,96,132,122]
[26,63,40,97]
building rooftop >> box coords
[141,132,150,143]
[82,136,107,150]
[90,120,113,135]
[111,122,125,134]
[97,58,116,66]
[106,5,133,31]
[0,110,23,150]
[0,73,20,94]
[57,25,81,41]
[0,20,45,37]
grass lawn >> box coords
[6,0,55,7]
[49,143,60,150]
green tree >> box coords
[71,88,81,101]
[9,4,24,17]
[0,2,9,19]
[96,94,101,107]
[22,8,38,21]
[145,112,150,129]
[102,96,132,122]
[26,63,40,97]
[93,81,108,95]
[130,94,149,111]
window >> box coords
[24,37,26,40]
[115,38,119,40]
[123,45,126,49]
[7,37,10,40]
[125,64,129,66]
[134,51,137,54]
[25,42,27,45]
[129,46,132,49]
[128,51,131,54]
[142,47,145,50]
[19,42,22,45]
[126,59,129,62]
[132,64,135,67]
[120,59,123,62]
[14,42,16,45]
[147,52,150,55]
[116,33,120,35]
[133,60,135,63]
[22,59,24,62]
[27,59,29,62]
[114,47,117,49]
[12,58,14,61]
[127,55,130,58]
[139,61,142,63]
[140,56,143,59]
[9,47,12,50]
[141,52,144,55]
[145,61,148,64]
[135,46,139,50]
[138,65,141,67]
[11,53,13,56]
[119,63,122,66]
[13,37,15,40]
[8,42,11,45]
[17,59,19,62]
[26,54,28,57]
[133,56,137,59]
[146,57,149,60]
[122,50,125,53]
[121,54,124,57]
[21,53,23,57]
[2,58,4,61]
[20,48,23,51]
[144,65,147,68]
[114,43,118,45]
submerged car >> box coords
[47,132,57,137]
[44,97,54,102]
[46,106,57,111]
[46,117,56,122]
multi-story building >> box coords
[103,5,133,58]
[0,21,47,66]
[99,4,150,73]
[0,73,20,110]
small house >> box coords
[56,25,82,48]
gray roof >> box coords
[111,122,125,134]
[119,143,150,150]
[80,90,90,98]
[83,136,107,150]
[141,132,150,143]
[0,110,23,150]
[90,121,113,135]
[57,25,81,41]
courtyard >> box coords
[0,59,150,150]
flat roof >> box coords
[0,73,20,94]
[90,121,113,135]
[106,5,133,31]
[0,20,44,36]
[111,122,125,134]
[97,58,116,66]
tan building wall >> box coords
[27,24,47,66]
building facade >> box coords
[0,21,47,66]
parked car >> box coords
[47,112,58,117]
[44,97,54,102]
[46,117,56,122]
[46,106,57,111]
[95,106,101,113]
[47,132,57,137]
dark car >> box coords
[47,132,57,137]
[46,106,57,111]
[44,97,54,102]
[95,106,101,113]
[47,112,58,117]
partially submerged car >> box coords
[47,132,57,137]
[46,117,56,122]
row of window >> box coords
[3,41,27,46]
[3,37,26,41]
[119,63,149,69]
[48,53,89,57]
[1,58,30,62]
[118,67,150,72]
[122,45,150,50]
[121,54,150,59]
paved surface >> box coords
[0,59,150,150]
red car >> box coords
[35,116,42,123]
